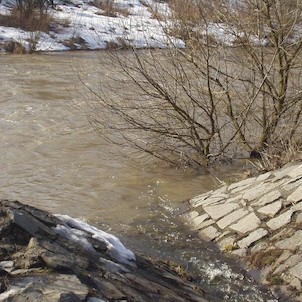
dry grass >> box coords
[247,248,283,269]
[62,35,88,50]
[0,8,52,32]
[90,0,130,17]
[251,139,302,172]
[55,17,71,28]
[105,37,132,50]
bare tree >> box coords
[81,0,302,168]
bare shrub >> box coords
[80,0,302,169]
[27,31,41,53]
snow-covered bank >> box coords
[0,0,184,53]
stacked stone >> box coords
[181,162,302,299]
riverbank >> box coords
[0,200,218,302]
[0,0,184,53]
[181,161,302,301]
[0,0,279,54]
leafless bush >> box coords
[80,0,302,169]
[27,31,41,53]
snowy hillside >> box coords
[0,0,184,52]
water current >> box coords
[0,52,279,301]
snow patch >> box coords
[53,214,136,267]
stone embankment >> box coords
[181,162,302,301]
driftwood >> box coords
[0,200,219,302]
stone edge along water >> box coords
[180,161,302,300]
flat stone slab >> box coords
[228,177,256,191]
[255,190,282,206]
[229,212,261,234]
[290,262,302,281]
[199,225,220,241]
[190,192,212,207]
[217,208,249,229]
[204,203,238,220]
[287,164,302,178]
[296,212,302,223]
[256,172,272,181]
[287,186,302,204]
[275,230,302,250]
[281,178,302,193]
[181,211,199,221]
[285,254,302,268]
[273,164,298,180]
[197,219,215,230]
[237,228,268,249]
[257,200,282,217]
[242,183,279,202]
[266,209,294,230]
[231,184,253,194]
[200,195,229,207]
[190,214,210,230]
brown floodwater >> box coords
[0,51,278,301]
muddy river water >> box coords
[0,52,278,301]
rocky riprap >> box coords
[0,200,217,302]
[181,162,302,301]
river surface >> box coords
[0,52,278,301]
